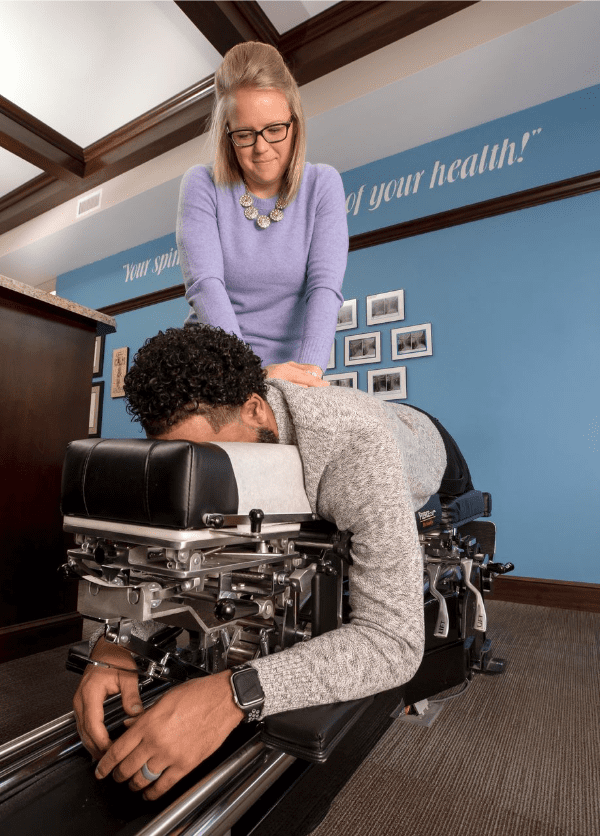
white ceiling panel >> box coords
[0,0,222,147]
[258,0,339,34]
[0,147,43,199]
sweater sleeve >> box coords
[297,166,348,370]
[251,420,425,716]
[176,166,243,339]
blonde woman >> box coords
[177,42,348,386]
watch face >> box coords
[232,667,264,707]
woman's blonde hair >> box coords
[210,42,306,203]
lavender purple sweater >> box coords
[177,163,348,370]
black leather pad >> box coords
[441,489,487,526]
[415,489,492,532]
[260,697,374,763]
[61,438,238,529]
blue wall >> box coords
[57,83,600,584]
[59,232,182,309]
[100,297,190,439]
[335,193,600,583]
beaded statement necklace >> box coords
[240,182,287,229]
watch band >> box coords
[230,664,265,722]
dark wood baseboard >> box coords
[0,613,83,664]
[488,575,600,613]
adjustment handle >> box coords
[214,598,260,622]
[461,558,487,632]
[487,562,515,575]
[249,508,265,534]
[203,514,224,529]
[426,564,449,638]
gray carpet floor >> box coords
[0,621,94,746]
[309,600,600,836]
[1,602,598,835]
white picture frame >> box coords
[366,289,405,325]
[391,323,432,360]
[344,331,381,366]
[367,367,407,400]
[326,342,336,370]
[324,371,358,389]
[336,299,357,331]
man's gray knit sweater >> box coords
[94,381,447,716]
[250,380,447,717]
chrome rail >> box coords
[0,684,170,803]
[132,736,287,836]
[176,748,296,836]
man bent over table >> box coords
[74,324,471,800]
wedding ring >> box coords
[141,762,163,782]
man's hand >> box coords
[73,637,142,761]
[94,672,244,800]
[265,361,328,388]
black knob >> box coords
[204,514,224,529]
[215,599,237,621]
[93,545,105,565]
[249,508,265,534]
[487,562,514,575]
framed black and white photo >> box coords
[92,334,105,377]
[366,289,404,325]
[336,299,357,331]
[89,381,104,437]
[344,331,381,366]
[327,342,336,370]
[324,371,358,388]
[367,367,407,400]
[391,323,432,359]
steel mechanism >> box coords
[62,514,353,682]
[62,505,513,691]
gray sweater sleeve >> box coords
[251,398,429,716]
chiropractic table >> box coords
[0,438,513,836]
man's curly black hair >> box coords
[124,325,268,436]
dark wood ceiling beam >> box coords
[175,1,278,55]
[84,77,215,179]
[0,174,66,234]
[221,1,280,46]
[0,95,85,183]
[280,1,478,85]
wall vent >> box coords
[77,190,102,218]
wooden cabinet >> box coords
[0,278,115,662]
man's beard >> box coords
[256,428,278,444]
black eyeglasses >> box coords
[227,117,293,148]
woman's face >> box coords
[229,87,294,198]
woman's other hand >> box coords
[265,361,328,387]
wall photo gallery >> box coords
[329,287,432,401]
